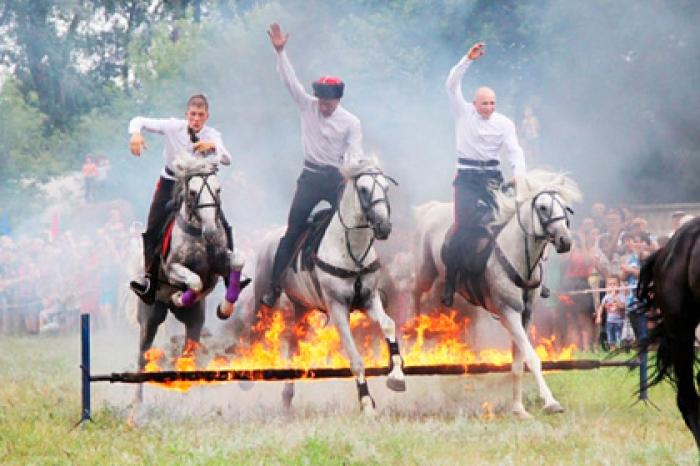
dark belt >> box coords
[458,157,500,168]
[304,160,339,173]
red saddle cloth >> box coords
[161,219,176,259]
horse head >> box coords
[494,170,581,254]
[172,154,221,242]
[341,155,398,240]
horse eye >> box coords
[539,205,548,212]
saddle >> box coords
[291,208,335,273]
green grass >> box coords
[0,335,697,465]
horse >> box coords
[231,156,405,414]
[412,169,581,418]
[636,217,700,449]
[132,154,244,405]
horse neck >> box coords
[322,182,375,265]
[497,203,548,277]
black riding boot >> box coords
[261,240,294,308]
[130,232,159,305]
[441,256,459,308]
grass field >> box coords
[0,331,697,465]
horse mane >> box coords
[340,155,382,180]
[491,169,582,226]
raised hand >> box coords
[267,22,289,52]
[468,42,486,60]
[193,140,216,155]
[130,133,147,156]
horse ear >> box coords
[171,158,187,177]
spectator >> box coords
[560,232,596,351]
[669,210,687,237]
[591,202,606,232]
[595,275,626,349]
[81,155,99,203]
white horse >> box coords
[232,156,406,414]
[413,169,581,418]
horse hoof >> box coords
[217,303,232,320]
[386,377,406,392]
[360,396,377,416]
[543,402,565,414]
[512,409,533,420]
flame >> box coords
[144,307,578,391]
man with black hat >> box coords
[261,22,364,307]
[128,94,234,304]
[441,42,527,307]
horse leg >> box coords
[330,301,375,415]
[171,301,205,358]
[130,300,167,425]
[671,326,700,448]
[501,308,563,414]
[218,249,246,320]
[281,304,303,410]
[167,263,203,306]
[511,340,530,419]
[366,292,406,392]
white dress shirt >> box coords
[445,55,526,176]
[128,117,231,180]
[276,50,363,169]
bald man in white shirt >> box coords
[441,42,527,307]
[261,22,365,308]
[128,94,234,304]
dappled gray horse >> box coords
[133,155,244,402]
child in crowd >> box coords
[595,275,626,349]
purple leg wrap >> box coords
[181,289,198,307]
[225,270,241,303]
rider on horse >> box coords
[261,22,365,308]
[128,94,235,304]
[441,42,527,307]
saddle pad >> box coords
[291,208,335,273]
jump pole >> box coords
[78,313,92,425]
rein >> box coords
[178,171,222,234]
[499,190,572,292]
[313,171,396,289]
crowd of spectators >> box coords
[0,209,138,336]
[545,204,692,352]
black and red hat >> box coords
[312,76,344,99]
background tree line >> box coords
[0,0,698,217]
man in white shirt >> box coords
[441,42,527,307]
[261,22,364,308]
[128,94,233,304]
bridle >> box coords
[516,190,573,276]
[182,171,221,226]
[336,171,398,269]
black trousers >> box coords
[142,176,233,275]
[270,166,344,285]
[445,169,503,275]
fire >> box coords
[144,307,578,391]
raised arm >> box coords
[445,42,485,115]
[268,22,314,109]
